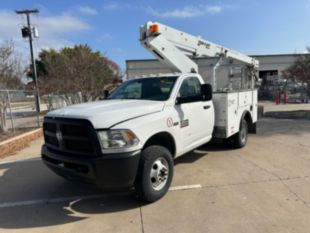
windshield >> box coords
[109,76,178,101]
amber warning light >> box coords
[149,24,159,33]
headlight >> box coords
[97,129,139,150]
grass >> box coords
[11,102,34,108]
[0,128,38,142]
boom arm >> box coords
[140,21,259,73]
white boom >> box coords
[140,21,259,74]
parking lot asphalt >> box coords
[0,118,310,233]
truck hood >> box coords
[47,100,165,128]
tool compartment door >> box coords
[226,92,239,137]
[213,90,257,138]
[213,92,239,138]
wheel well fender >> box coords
[242,111,253,128]
[241,110,257,133]
[143,132,176,158]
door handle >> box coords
[203,105,210,110]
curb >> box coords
[0,128,43,159]
[264,110,310,120]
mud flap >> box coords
[249,122,257,134]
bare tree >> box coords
[283,48,310,96]
[0,41,24,133]
[34,45,122,104]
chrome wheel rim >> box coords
[150,157,169,191]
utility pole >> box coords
[16,9,40,126]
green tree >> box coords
[283,48,310,96]
[34,44,122,104]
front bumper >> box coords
[41,145,141,189]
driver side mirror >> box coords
[201,84,212,101]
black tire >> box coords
[232,118,248,148]
[135,145,173,203]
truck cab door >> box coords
[174,76,214,152]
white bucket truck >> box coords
[42,22,259,202]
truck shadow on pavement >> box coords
[174,141,232,165]
[0,159,142,229]
[0,143,223,229]
[175,150,207,164]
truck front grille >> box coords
[43,117,101,158]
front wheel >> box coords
[135,145,173,203]
[231,118,248,148]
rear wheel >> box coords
[135,145,173,203]
[231,118,248,148]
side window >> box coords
[178,77,201,98]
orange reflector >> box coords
[149,24,159,33]
[124,130,136,141]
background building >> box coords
[255,54,308,102]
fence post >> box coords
[35,91,40,128]
[7,90,15,133]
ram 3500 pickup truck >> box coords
[42,74,217,202]
[42,21,258,202]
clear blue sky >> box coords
[1,0,310,70]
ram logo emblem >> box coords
[56,130,64,149]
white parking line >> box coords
[169,184,202,191]
[0,157,41,165]
[0,184,202,208]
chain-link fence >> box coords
[0,90,43,133]
[0,90,107,135]
[45,92,84,111]
[258,77,309,103]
